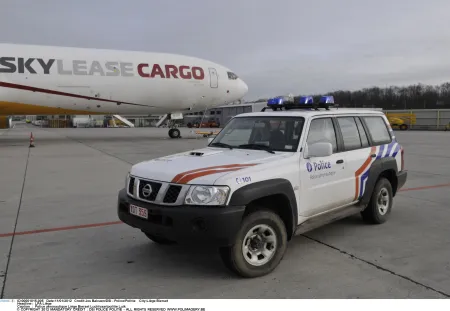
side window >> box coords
[337,117,362,151]
[354,117,369,147]
[363,116,392,145]
[306,118,337,153]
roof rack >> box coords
[261,95,338,112]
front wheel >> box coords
[361,177,393,224]
[219,210,287,278]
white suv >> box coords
[117,104,407,278]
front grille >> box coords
[127,175,189,206]
[138,180,162,201]
[163,185,182,203]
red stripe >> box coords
[171,164,257,183]
[0,81,154,108]
[399,183,450,192]
[176,167,244,184]
[354,146,377,200]
[0,221,122,238]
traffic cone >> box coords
[29,132,35,148]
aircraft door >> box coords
[208,68,218,88]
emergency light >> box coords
[319,95,334,104]
[262,95,336,111]
[299,96,314,104]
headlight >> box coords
[184,186,230,206]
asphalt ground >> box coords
[0,125,449,298]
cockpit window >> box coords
[227,71,238,80]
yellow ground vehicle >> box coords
[385,112,416,131]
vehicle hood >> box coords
[130,147,288,185]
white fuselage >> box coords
[0,43,248,116]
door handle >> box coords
[336,159,344,164]
[371,154,376,158]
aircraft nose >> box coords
[239,79,249,97]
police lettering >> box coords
[0,56,205,80]
[313,160,331,171]
[137,63,205,80]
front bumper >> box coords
[397,170,407,192]
[117,188,245,246]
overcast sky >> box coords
[2,0,450,100]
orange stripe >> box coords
[177,167,245,184]
[171,164,257,183]
[354,146,377,200]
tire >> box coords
[144,232,176,245]
[168,128,181,138]
[399,124,408,130]
[219,209,288,278]
[361,177,393,224]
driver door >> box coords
[299,117,348,216]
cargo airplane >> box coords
[0,43,248,138]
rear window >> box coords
[362,116,391,145]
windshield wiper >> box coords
[238,144,275,154]
[210,142,234,149]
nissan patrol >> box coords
[117,96,407,278]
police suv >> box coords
[117,96,407,278]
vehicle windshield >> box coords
[209,116,305,152]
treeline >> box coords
[255,82,450,110]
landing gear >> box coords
[167,117,181,139]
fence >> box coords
[383,109,450,131]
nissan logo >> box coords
[141,184,153,197]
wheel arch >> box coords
[359,157,399,206]
[228,178,298,240]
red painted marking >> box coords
[171,164,257,183]
[176,167,244,184]
[136,64,204,80]
[399,182,450,192]
[354,146,377,200]
[0,221,122,238]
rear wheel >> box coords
[219,209,287,278]
[361,177,393,224]
[399,124,408,130]
[144,232,176,245]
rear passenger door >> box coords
[299,117,349,216]
[335,116,374,204]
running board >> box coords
[294,203,363,236]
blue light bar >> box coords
[267,97,283,105]
[299,96,314,104]
[319,95,334,104]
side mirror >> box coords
[304,142,333,158]
[207,137,214,144]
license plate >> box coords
[129,204,148,219]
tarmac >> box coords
[0,124,449,298]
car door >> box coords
[334,115,374,204]
[299,116,349,216]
